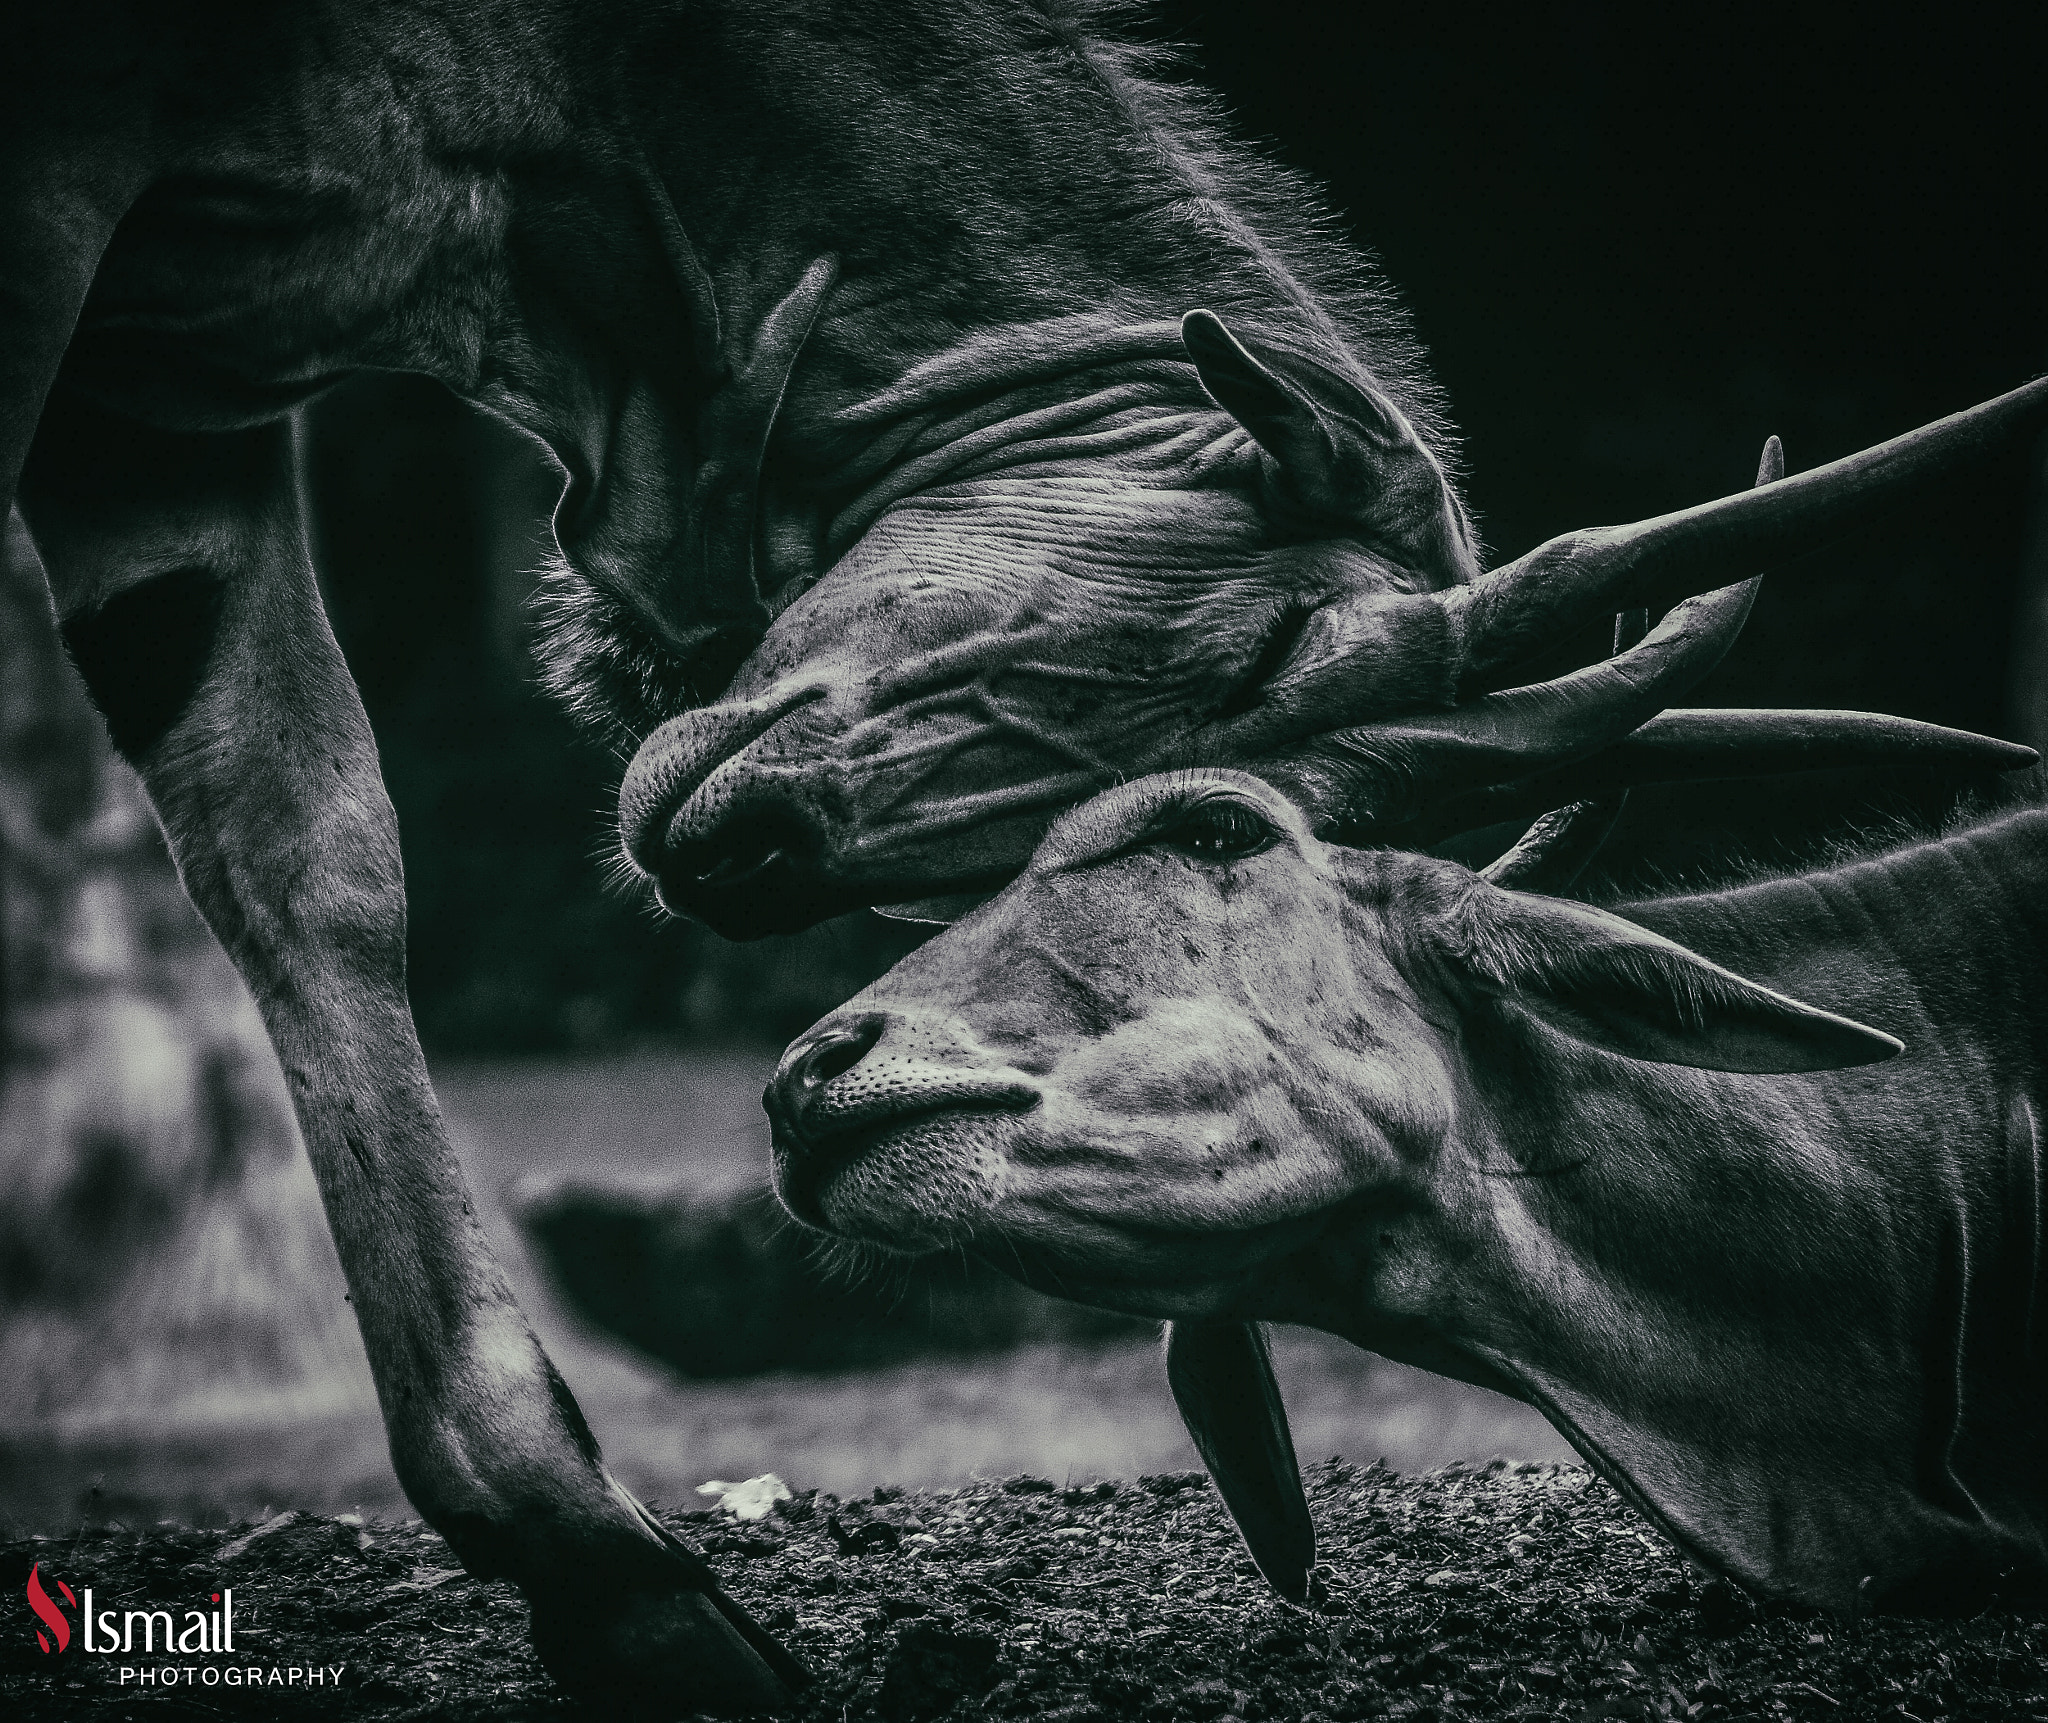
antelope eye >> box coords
[1155,798,1278,862]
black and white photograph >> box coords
[4,3,2048,1717]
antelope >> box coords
[767,456,2048,1611]
[8,0,2045,1705]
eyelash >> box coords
[1155,799,1278,862]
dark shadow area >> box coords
[294,8,2048,1058]
[520,1183,1146,1377]
[303,376,938,1056]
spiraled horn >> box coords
[1481,436,1783,890]
[1195,376,2048,762]
[1451,376,2048,688]
[1416,708,2038,851]
[1269,568,1760,833]
[1481,601,1651,891]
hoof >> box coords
[532,1577,800,1717]
[527,1486,807,1717]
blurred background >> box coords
[4,4,2046,1531]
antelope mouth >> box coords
[620,688,1029,934]
[647,800,868,935]
[617,685,845,927]
[772,1093,1037,1244]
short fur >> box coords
[774,770,2048,1613]
[1,3,1488,1707]
[7,2,2038,1698]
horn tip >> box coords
[1258,1555,1315,1604]
[1757,434,1786,486]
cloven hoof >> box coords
[529,1567,807,1718]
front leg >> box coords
[19,395,803,1715]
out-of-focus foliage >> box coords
[0,519,370,1429]
[518,1178,1145,1378]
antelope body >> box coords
[771,771,2048,1612]
[9,0,2048,1704]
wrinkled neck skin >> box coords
[435,0,1428,730]
[1278,811,2048,1609]
[76,0,1442,756]
[778,318,1241,597]
[495,250,1255,709]
[109,0,1449,922]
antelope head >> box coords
[615,304,2048,934]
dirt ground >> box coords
[7,1462,2044,1722]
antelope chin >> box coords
[776,1111,1015,1254]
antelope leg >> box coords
[17,394,802,1717]
[0,90,151,521]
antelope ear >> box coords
[1165,1318,1316,1603]
[1447,883,1902,1074]
[1181,309,1478,582]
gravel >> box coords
[6,1462,2045,1720]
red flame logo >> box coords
[26,1563,75,1654]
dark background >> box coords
[309,4,2048,1056]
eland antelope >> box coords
[8,0,2046,1704]
[769,562,2048,1615]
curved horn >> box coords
[1482,601,1652,890]
[1417,707,2038,850]
[1275,575,1758,832]
[1198,376,2048,761]
[1482,436,1786,890]
[1452,374,2048,686]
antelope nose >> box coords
[616,683,845,937]
[767,1016,885,1136]
[649,803,828,923]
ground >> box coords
[6,1463,2044,1722]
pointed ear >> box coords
[1443,882,1903,1074]
[1182,309,1478,583]
[1165,1318,1316,1602]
